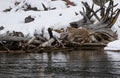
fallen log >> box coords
[0,35,42,44]
[39,38,55,47]
[27,36,36,44]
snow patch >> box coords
[104,40,120,51]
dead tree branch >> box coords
[0,35,42,44]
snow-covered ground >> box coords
[0,0,120,50]
[104,40,120,51]
[0,0,84,37]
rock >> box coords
[25,15,34,23]
[0,26,4,30]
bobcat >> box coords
[60,27,92,43]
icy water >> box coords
[0,50,120,78]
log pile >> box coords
[70,0,119,43]
[0,0,119,52]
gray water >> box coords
[0,50,120,78]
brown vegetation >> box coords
[63,0,76,6]
[60,27,92,43]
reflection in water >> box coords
[0,50,120,78]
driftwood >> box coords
[27,36,36,44]
[0,0,119,52]
[69,0,119,43]
[0,35,42,44]
[39,38,55,47]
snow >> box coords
[104,40,120,51]
[50,0,67,9]
[0,0,82,37]
[0,0,120,50]
[0,0,12,12]
[0,7,81,37]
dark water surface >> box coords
[0,50,120,78]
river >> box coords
[0,50,120,78]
